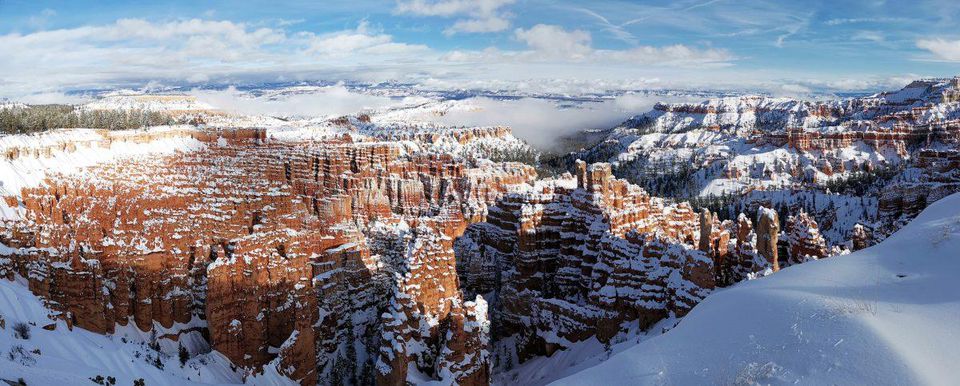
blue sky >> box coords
[2,0,960,97]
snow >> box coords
[0,127,205,200]
[0,274,268,385]
[551,192,960,385]
[83,93,214,112]
[577,79,960,205]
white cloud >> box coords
[917,38,960,61]
[774,20,806,48]
[27,8,57,29]
[433,98,624,148]
[571,7,639,45]
[395,0,516,35]
[0,17,740,99]
[824,17,910,26]
[303,21,428,57]
[852,31,884,42]
[0,19,435,98]
[599,44,732,65]
[766,75,918,95]
[514,25,592,59]
[1,14,912,100]
[779,83,812,96]
[447,15,510,34]
[427,94,686,149]
[17,92,91,105]
[190,85,406,118]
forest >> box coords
[0,104,174,134]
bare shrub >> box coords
[13,322,30,340]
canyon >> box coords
[1,78,959,385]
[573,78,960,248]
[0,122,803,385]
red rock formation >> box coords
[851,224,873,251]
[457,160,713,361]
[878,149,960,235]
[785,211,829,264]
[0,128,536,385]
[755,207,781,271]
[731,213,767,278]
[698,209,731,284]
[435,296,490,386]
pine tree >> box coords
[178,342,189,367]
[343,318,358,385]
[329,357,344,385]
[359,357,376,386]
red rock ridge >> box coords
[0,129,535,384]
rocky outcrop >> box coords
[726,213,769,281]
[878,149,960,236]
[698,209,732,284]
[785,211,829,264]
[851,224,873,251]
[0,127,535,385]
[756,207,781,271]
[435,296,491,386]
[456,160,713,361]
[10,77,960,384]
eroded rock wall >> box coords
[0,129,535,384]
[456,161,716,361]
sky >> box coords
[2,0,960,98]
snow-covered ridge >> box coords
[626,77,960,136]
[553,191,960,385]
[567,78,960,250]
[83,94,216,113]
[0,126,206,211]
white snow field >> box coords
[553,192,960,385]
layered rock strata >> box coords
[456,160,722,361]
[0,128,535,384]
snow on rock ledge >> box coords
[0,126,206,202]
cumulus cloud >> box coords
[917,38,960,61]
[190,85,407,118]
[514,25,592,59]
[303,21,428,57]
[0,18,434,98]
[0,17,746,99]
[395,0,515,35]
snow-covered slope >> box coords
[0,127,206,213]
[0,274,287,385]
[552,192,960,385]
